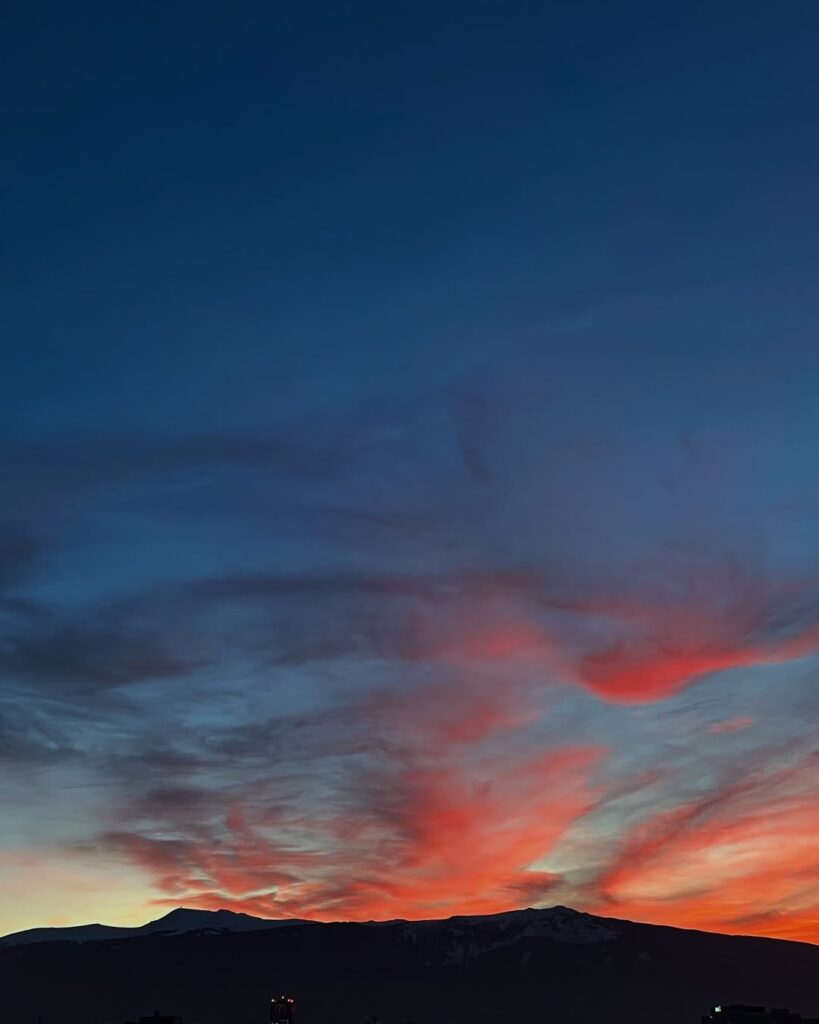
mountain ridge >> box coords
[2,904,819,1024]
[3,902,817,950]
[0,905,315,946]
[1,904,597,948]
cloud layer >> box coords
[3,391,819,941]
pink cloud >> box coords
[709,717,754,734]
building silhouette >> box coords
[703,1006,819,1024]
[270,995,295,1024]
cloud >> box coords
[5,416,819,710]
[709,717,754,734]
[5,406,819,937]
[179,558,819,705]
[0,703,76,765]
[0,432,342,505]
[0,597,206,694]
[127,743,603,921]
[85,668,606,921]
[568,565,819,702]
[584,743,819,941]
[6,553,819,718]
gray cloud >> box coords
[0,597,206,693]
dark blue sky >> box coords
[4,1,819,939]
[6,0,819,432]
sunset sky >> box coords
[4,1,819,943]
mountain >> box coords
[0,905,607,950]
[0,906,313,946]
[1,905,818,1024]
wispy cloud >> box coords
[3,396,819,938]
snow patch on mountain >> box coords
[393,906,620,965]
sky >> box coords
[3,0,819,942]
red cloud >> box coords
[141,743,603,921]
[109,676,605,922]
[339,745,603,919]
[96,565,819,934]
[397,566,819,704]
[576,626,819,702]
[587,747,819,942]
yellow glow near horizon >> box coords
[0,850,155,935]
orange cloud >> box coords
[108,679,605,922]
[140,744,604,921]
[588,748,819,942]
[89,565,819,935]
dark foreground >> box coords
[3,908,819,1024]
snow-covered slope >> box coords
[141,907,303,935]
[431,905,616,941]
[386,905,618,964]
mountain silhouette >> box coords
[0,906,313,947]
[2,906,818,1024]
